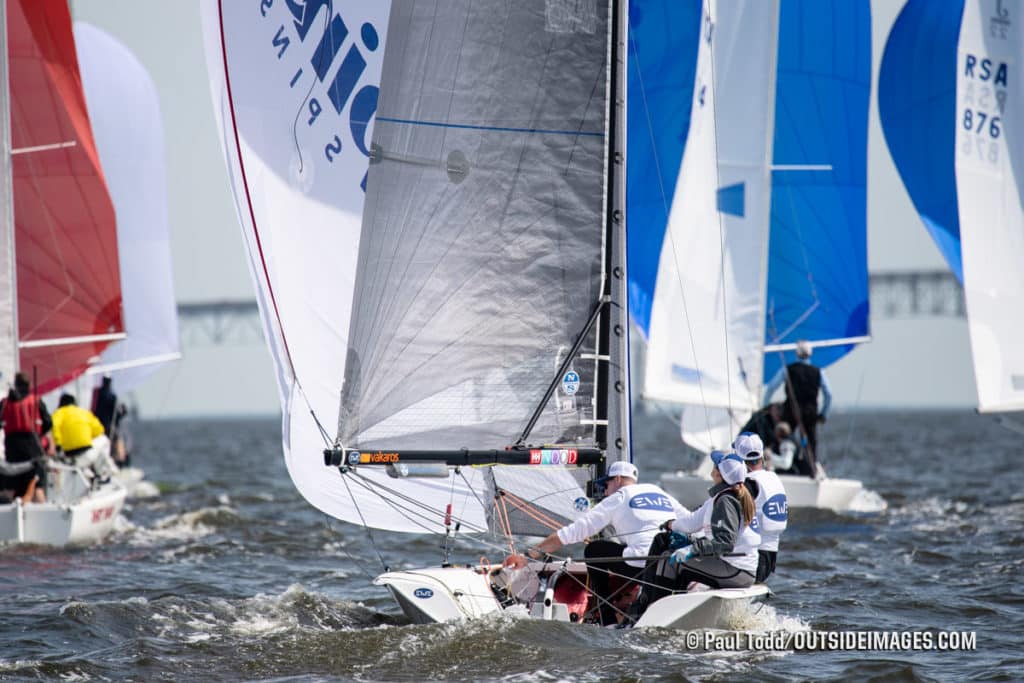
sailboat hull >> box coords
[0,479,126,546]
[659,471,865,512]
[375,564,769,629]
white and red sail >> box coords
[2,0,124,393]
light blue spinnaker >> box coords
[878,0,965,284]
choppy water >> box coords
[2,410,1022,682]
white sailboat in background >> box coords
[880,0,1024,419]
[0,0,127,545]
[203,0,766,628]
[68,21,182,497]
[631,0,877,512]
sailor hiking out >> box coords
[504,461,686,626]
[633,451,760,618]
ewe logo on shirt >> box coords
[628,493,674,512]
[763,493,788,522]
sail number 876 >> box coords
[963,109,1001,139]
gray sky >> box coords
[68,0,978,418]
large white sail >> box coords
[643,0,777,447]
[956,0,1024,413]
[203,1,624,533]
[73,22,181,391]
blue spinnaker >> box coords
[764,0,872,381]
[878,0,966,282]
[626,0,701,339]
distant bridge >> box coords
[177,270,964,346]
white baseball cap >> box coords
[733,432,764,461]
[710,450,747,486]
[598,460,638,482]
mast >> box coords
[0,0,18,385]
[595,0,630,463]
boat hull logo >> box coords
[413,588,434,599]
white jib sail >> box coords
[73,22,181,392]
[644,0,778,449]
[956,0,1024,413]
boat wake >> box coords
[846,488,888,513]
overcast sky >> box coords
[67,0,978,418]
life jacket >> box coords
[785,362,821,409]
[701,487,760,573]
[2,394,41,434]
[748,469,788,552]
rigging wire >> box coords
[339,471,389,572]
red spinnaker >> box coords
[7,0,123,392]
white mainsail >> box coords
[956,0,1024,413]
[203,1,627,534]
[73,22,181,391]
[643,0,778,451]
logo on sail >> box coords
[262,0,387,191]
[561,370,580,395]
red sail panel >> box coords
[7,0,123,392]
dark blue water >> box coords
[2,410,1022,681]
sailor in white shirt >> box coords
[504,460,686,625]
[734,432,788,582]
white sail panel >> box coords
[341,2,613,451]
[73,22,180,392]
[201,1,488,534]
[956,0,1024,413]
[644,0,776,427]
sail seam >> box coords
[376,116,603,137]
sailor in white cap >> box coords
[636,451,761,610]
[734,432,788,581]
[505,460,686,626]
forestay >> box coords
[203,1,627,534]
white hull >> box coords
[375,563,768,629]
[0,465,127,546]
[660,469,866,511]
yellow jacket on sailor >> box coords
[52,405,104,452]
